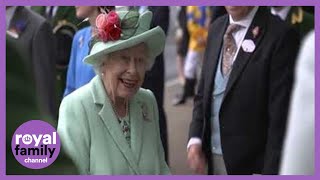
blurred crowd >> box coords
[6,6,314,175]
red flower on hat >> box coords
[96,11,122,42]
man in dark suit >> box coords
[6,6,56,118]
[187,6,300,175]
[31,6,89,107]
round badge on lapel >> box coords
[241,39,256,53]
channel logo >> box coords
[11,120,60,169]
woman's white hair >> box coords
[92,43,151,76]
[92,54,109,77]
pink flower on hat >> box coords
[96,13,108,29]
[96,11,122,42]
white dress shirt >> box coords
[187,6,259,151]
[228,6,258,63]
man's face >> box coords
[225,6,254,21]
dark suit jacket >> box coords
[8,6,56,118]
[189,7,300,175]
[6,38,78,175]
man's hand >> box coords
[187,144,206,174]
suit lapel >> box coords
[91,76,141,174]
[204,16,228,100]
[223,7,267,101]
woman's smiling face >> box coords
[101,43,149,100]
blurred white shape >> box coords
[280,31,315,175]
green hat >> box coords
[83,10,166,69]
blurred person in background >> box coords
[6,6,56,118]
[64,6,114,97]
[6,38,78,175]
[270,6,314,39]
[58,10,170,174]
[302,7,314,14]
[173,6,211,106]
[31,6,89,105]
[280,31,314,175]
[175,6,189,85]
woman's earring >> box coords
[101,73,104,76]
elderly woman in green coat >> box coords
[57,10,170,175]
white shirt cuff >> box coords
[187,137,202,151]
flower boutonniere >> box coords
[7,20,27,39]
[241,39,256,53]
[252,26,260,39]
[241,26,260,53]
[139,101,151,122]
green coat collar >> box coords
[90,76,144,174]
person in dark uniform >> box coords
[31,6,90,109]
[270,6,314,39]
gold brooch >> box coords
[139,102,151,122]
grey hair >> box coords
[92,43,152,76]
[92,54,110,77]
